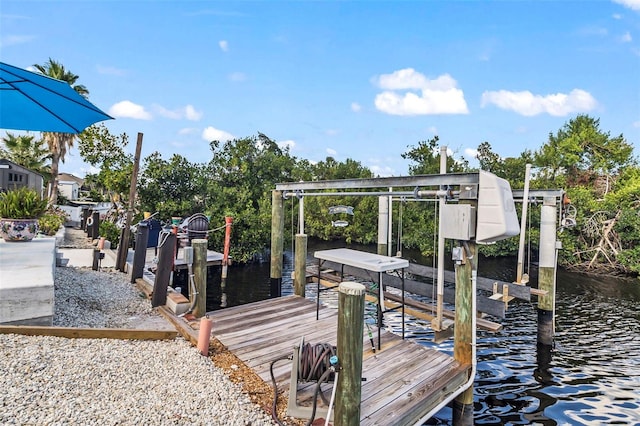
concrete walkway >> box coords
[56,248,117,269]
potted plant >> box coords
[0,186,48,242]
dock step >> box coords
[166,292,190,315]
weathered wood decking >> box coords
[205,295,470,425]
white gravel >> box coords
[0,266,276,425]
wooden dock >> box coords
[204,295,470,425]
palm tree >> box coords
[33,58,89,204]
[0,132,52,187]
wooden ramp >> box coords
[206,295,470,425]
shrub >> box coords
[38,207,68,236]
[0,187,48,219]
[99,220,121,248]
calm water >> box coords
[193,242,640,425]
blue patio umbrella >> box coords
[0,61,113,134]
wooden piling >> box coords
[294,234,307,297]
[92,248,100,271]
[221,216,233,281]
[537,197,557,346]
[115,230,126,271]
[377,196,389,256]
[192,239,208,318]
[90,210,100,240]
[152,232,175,308]
[270,190,284,298]
[131,222,149,283]
[117,132,143,273]
[336,281,365,426]
[453,240,477,426]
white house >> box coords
[58,173,84,201]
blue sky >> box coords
[1,0,639,178]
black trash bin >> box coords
[146,219,162,248]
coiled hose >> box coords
[270,342,337,426]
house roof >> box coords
[58,172,84,186]
[0,158,45,178]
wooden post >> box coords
[152,232,175,308]
[453,241,477,426]
[336,281,365,426]
[294,234,307,297]
[131,222,149,283]
[516,164,532,283]
[221,216,233,282]
[91,248,100,271]
[90,210,100,240]
[192,239,208,318]
[117,132,143,273]
[537,197,557,346]
[115,229,126,271]
[377,196,388,256]
[270,190,284,298]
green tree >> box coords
[299,157,378,244]
[137,152,207,220]
[78,124,133,201]
[33,58,89,204]
[475,141,534,188]
[205,133,297,262]
[534,114,634,187]
[401,136,468,175]
[0,132,51,186]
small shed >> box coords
[58,172,84,201]
[0,158,44,195]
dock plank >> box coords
[209,295,471,425]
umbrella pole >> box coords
[117,133,143,273]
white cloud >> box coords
[351,102,362,112]
[202,126,234,142]
[153,104,202,121]
[229,72,246,82]
[219,40,229,52]
[480,89,597,116]
[427,126,438,134]
[613,13,623,19]
[326,148,337,156]
[633,120,640,127]
[620,31,633,42]
[613,0,640,11]
[178,127,198,135]
[325,129,339,136]
[96,65,126,76]
[108,100,152,120]
[184,105,203,121]
[278,140,296,150]
[464,148,479,158]
[0,34,35,48]
[373,68,469,115]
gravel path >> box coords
[0,229,276,425]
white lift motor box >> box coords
[475,170,520,243]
